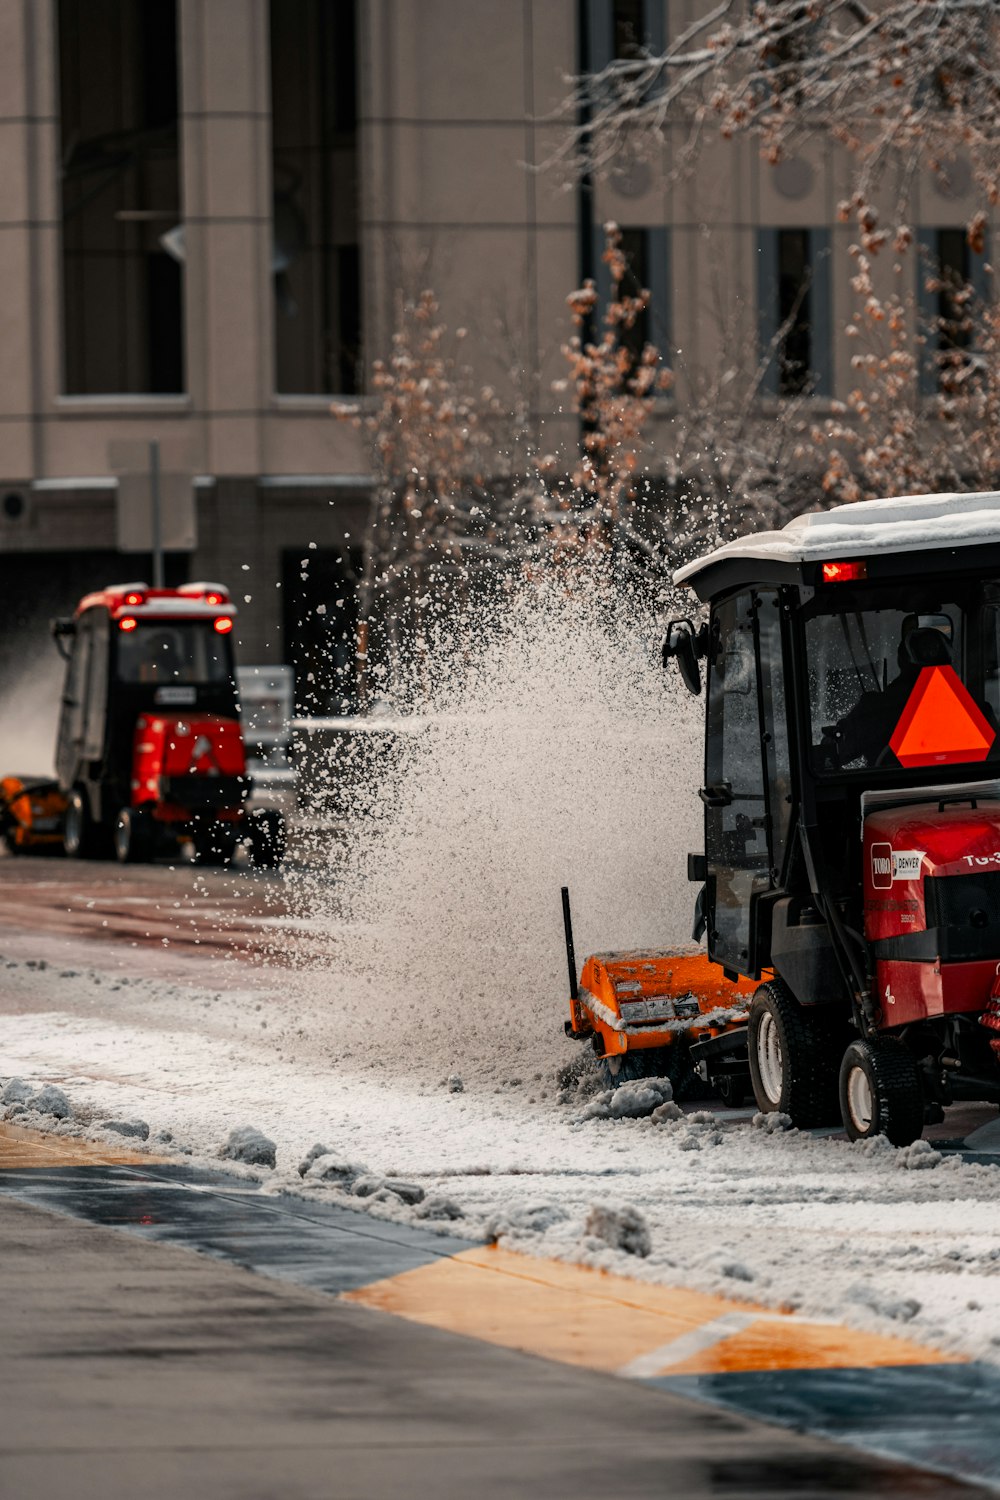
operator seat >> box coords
[828,624,952,768]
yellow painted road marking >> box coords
[0,1122,163,1168]
[345,1244,964,1377]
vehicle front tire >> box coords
[63,788,110,859]
[114,806,155,865]
[748,979,841,1128]
[839,1037,924,1147]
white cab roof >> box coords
[674,490,1000,587]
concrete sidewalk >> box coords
[0,1192,988,1500]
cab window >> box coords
[803,584,1000,771]
[115,622,231,685]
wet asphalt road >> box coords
[0,1163,991,1500]
[0,849,290,969]
[0,851,998,1497]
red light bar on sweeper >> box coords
[821,560,868,583]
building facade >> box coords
[0,0,983,707]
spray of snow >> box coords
[281,575,703,1089]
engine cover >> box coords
[864,799,1000,1026]
[132,712,247,813]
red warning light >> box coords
[890,665,996,768]
[213,616,233,634]
[821,560,868,583]
[119,616,138,632]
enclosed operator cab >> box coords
[665,490,1000,1144]
[52,582,283,866]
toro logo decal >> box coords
[871,844,924,888]
[871,842,893,889]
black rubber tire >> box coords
[748,978,841,1128]
[114,806,155,865]
[839,1036,925,1146]
[193,823,238,867]
[63,788,111,860]
[246,808,286,869]
[600,1038,708,1102]
[717,1074,746,1108]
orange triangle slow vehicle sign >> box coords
[890,665,996,768]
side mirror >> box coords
[51,617,76,662]
[662,618,706,696]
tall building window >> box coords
[58,0,184,395]
[614,0,647,59]
[618,228,650,368]
[757,228,831,397]
[270,0,361,395]
[918,228,990,393]
[778,229,812,395]
[935,228,972,350]
[591,225,669,362]
[585,1,666,72]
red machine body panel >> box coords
[132,713,246,816]
[873,956,999,1027]
[863,799,1000,1027]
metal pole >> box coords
[561,886,579,1001]
[149,439,164,588]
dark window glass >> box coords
[777,228,812,396]
[936,227,973,368]
[618,227,650,372]
[614,0,646,59]
[802,585,1000,774]
[115,623,231,685]
[58,0,184,394]
[705,592,770,967]
[270,0,361,394]
[756,592,792,877]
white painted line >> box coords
[617,1311,757,1379]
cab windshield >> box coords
[805,582,1000,773]
[115,621,232,686]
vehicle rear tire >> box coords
[748,979,841,1128]
[114,806,155,865]
[839,1037,924,1146]
[246,808,286,869]
[63,788,111,859]
[193,823,238,867]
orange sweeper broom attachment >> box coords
[561,887,759,1102]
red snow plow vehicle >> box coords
[44,582,284,866]
[565,489,1000,1144]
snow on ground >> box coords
[2,581,1000,1367]
[4,948,1000,1370]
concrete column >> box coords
[0,0,59,482]
[178,0,272,477]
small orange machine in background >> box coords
[0,775,67,853]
